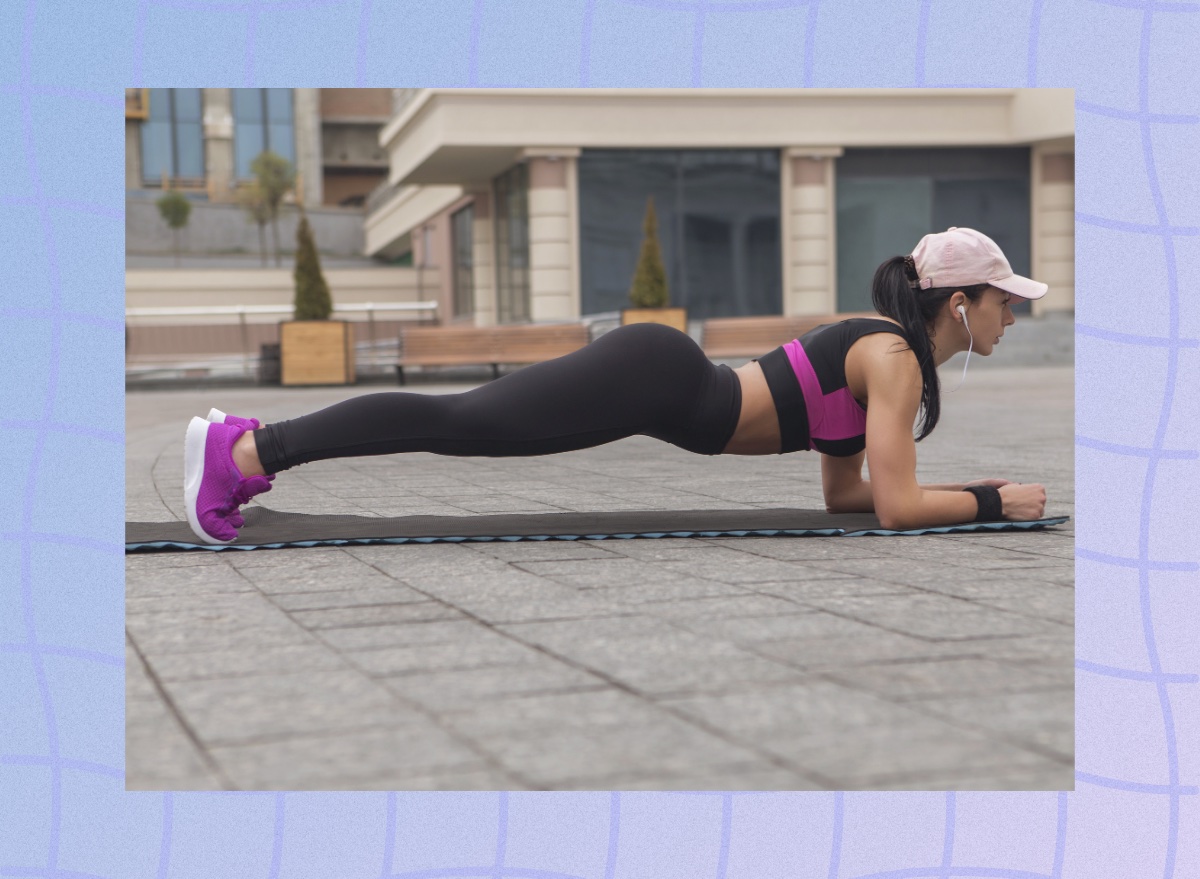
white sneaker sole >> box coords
[183,416,234,545]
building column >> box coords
[782,147,842,316]
[125,119,141,190]
[293,88,323,209]
[1031,143,1075,316]
[524,148,582,322]
[469,190,497,327]
[202,89,234,202]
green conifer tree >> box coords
[293,211,332,321]
[629,196,669,309]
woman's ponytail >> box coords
[870,255,941,441]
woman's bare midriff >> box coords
[721,360,783,455]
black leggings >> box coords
[253,322,743,474]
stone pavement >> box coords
[126,365,1074,791]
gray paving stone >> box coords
[567,763,825,791]
[443,688,668,739]
[207,725,487,790]
[636,593,814,621]
[724,538,894,561]
[290,601,465,630]
[869,765,1073,791]
[774,720,1057,789]
[126,695,225,791]
[920,690,1076,760]
[750,629,973,670]
[126,563,254,597]
[972,583,1075,626]
[345,635,546,677]
[269,584,433,611]
[442,593,624,626]
[167,670,422,747]
[662,680,932,741]
[383,662,609,714]
[511,558,693,588]
[465,541,621,562]
[749,576,921,600]
[145,642,350,683]
[313,618,490,652]
[581,577,752,604]
[799,593,1057,641]
[480,717,763,788]
[126,611,314,656]
[669,612,864,645]
[619,654,807,698]
[819,656,1065,701]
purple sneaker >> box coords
[183,417,273,545]
[207,407,260,431]
[204,408,271,527]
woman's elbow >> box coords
[873,499,915,531]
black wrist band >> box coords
[962,485,1003,522]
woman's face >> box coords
[966,286,1019,356]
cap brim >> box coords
[990,273,1048,300]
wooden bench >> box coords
[701,313,878,359]
[397,323,590,384]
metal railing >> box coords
[125,301,438,378]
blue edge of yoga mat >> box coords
[126,516,1070,553]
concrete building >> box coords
[125,87,392,209]
[365,89,1074,326]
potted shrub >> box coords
[620,196,687,332]
[279,209,356,385]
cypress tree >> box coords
[293,212,332,321]
[629,196,669,309]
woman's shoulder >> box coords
[842,315,906,334]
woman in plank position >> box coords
[184,226,1049,544]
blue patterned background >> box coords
[2,0,1198,875]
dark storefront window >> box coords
[578,150,781,320]
[141,88,204,184]
[836,148,1032,313]
[494,164,530,324]
[233,88,295,179]
[451,204,475,318]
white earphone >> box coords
[947,303,973,392]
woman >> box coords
[184,227,1049,545]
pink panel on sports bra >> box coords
[782,339,868,442]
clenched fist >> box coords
[998,483,1047,520]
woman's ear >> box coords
[950,291,967,320]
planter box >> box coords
[280,320,356,386]
[620,307,688,333]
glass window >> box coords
[578,149,781,319]
[233,88,295,179]
[139,88,205,184]
[835,148,1032,313]
[494,164,530,324]
[451,204,475,318]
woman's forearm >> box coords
[827,479,967,512]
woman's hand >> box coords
[998,482,1047,520]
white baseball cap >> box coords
[911,227,1048,300]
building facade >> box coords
[365,89,1074,325]
[125,88,392,209]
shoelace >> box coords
[220,474,274,519]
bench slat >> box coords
[702,313,877,358]
[397,324,589,381]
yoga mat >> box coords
[125,506,1069,552]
